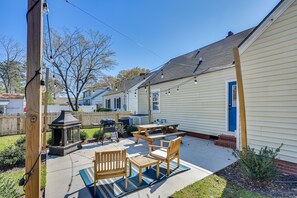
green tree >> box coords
[117,67,150,80]
[93,67,150,90]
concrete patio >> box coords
[46,136,237,198]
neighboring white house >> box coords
[80,88,110,107]
[238,0,297,165]
[0,94,25,114]
[137,28,253,142]
[103,74,152,113]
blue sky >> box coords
[1,0,279,76]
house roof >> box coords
[140,28,254,87]
[83,88,110,100]
[0,94,24,99]
[103,72,155,96]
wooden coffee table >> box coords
[128,155,160,185]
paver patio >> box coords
[46,136,237,198]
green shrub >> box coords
[96,107,112,112]
[126,126,138,136]
[116,124,125,135]
[0,174,18,198]
[233,144,282,180]
[47,136,52,145]
[0,137,25,171]
[80,130,87,141]
[15,136,25,148]
[92,129,104,140]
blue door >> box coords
[228,81,237,132]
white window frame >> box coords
[151,89,160,113]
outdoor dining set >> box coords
[92,120,186,196]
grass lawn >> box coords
[172,174,267,198]
[0,132,52,152]
[81,127,103,139]
[0,164,46,196]
[0,134,25,151]
[0,128,101,152]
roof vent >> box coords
[226,31,234,37]
[193,50,200,58]
[193,58,203,73]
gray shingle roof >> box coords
[141,28,254,86]
[83,88,110,100]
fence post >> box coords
[16,113,21,134]
[79,112,83,127]
[116,113,119,122]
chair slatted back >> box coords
[167,137,182,159]
[94,150,126,173]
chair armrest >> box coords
[160,140,170,147]
[148,145,167,148]
[148,145,168,153]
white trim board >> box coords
[239,0,295,55]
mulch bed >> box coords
[217,162,297,197]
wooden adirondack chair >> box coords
[148,137,182,176]
[93,149,128,196]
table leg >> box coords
[129,161,132,177]
[135,128,142,144]
[173,125,178,132]
[139,167,142,185]
[135,137,139,144]
[156,163,160,179]
[146,167,148,172]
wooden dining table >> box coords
[132,123,185,144]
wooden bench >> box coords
[132,131,186,144]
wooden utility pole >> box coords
[43,68,49,150]
[26,0,43,197]
[233,47,247,153]
[147,81,151,124]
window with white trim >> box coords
[151,90,160,113]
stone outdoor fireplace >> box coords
[48,110,82,156]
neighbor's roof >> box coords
[104,73,155,96]
[141,28,254,87]
[83,88,110,100]
[0,94,24,99]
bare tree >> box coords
[94,75,117,89]
[44,29,116,111]
[0,37,25,93]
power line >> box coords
[64,0,165,61]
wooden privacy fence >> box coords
[0,111,131,136]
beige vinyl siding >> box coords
[240,0,297,163]
[138,67,236,136]
[138,88,148,114]
[127,90,138,114]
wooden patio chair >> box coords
[148,137,182,176]
[93,149,128,196]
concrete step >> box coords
[218,134,236,143]
[214,139,236,149]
